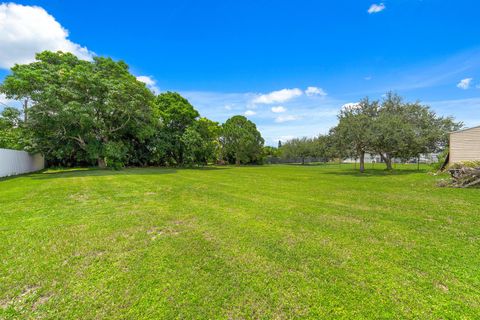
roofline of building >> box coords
[450,124,480,134]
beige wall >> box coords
[450,126,480,163]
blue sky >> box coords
[1,1,480,145]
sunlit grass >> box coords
[0,164,479,318]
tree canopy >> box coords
[0,51,267,168]
[220,115,264,165]
[334,98,378,172]
[1,51,156,167]
[332,92,461,171]
[0,52,460,171]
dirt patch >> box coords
[0,298,10,310]
[19,285,40,301]
[147,226,180,240]
[435,282,449,292]
[147,218,195,240]
[32,294,52,310]
[0,285,43,311]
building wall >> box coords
[450,126,480,164]
[342,153,382,163]
[343,153,439,164]
[0,148,45,178]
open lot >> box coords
[1,164,479,319]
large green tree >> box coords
[281,137,315,165]
[280,135,332,164]
[371,93,461,170]
[334,98,378,172]
[312,134,335,162]
[181,118,221,166]
[332,92,461,171]
[220,115,264,165]
[1,51,156,168]
[152,92,199,165]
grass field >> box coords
[0,164,479,319]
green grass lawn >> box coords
[1,164,479,319]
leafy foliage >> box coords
[1,51,156,167]
[180,118,220,166]
[279,135,336,164]
[0,107,29,150]
[369,93,461,170]
[334,98,378,172]
[221,115,264,164]
[1,52,459,172]
[280,137,315,164]
[0,51,236,168]
[332,92,461,172]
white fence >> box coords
[0,148,45,178]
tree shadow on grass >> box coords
[20,166,231,181]
[274,162,428,176]
[281,162,333,167]
[321,168,428,177]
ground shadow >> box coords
[321,168,428,177]
[0,169,49,182]
[281,162,332,167]
[279,162,430,176]
[22,165,231,181]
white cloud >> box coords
[181,90,343,146]
[244,110,256,116]
[275,115,301,123]
[0,3,93,69]
[0,93,22,111]
[252,88,303,104]
[271,106,287,113]
[136,75,160,94]
[305,86,327,97]
[224,104,233,110]
[364,76,372,81]
[368,3,386,14]
[457,78,473,90]
[0,94,9,105]
[0,94,15,106]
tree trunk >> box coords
[385,156,393,170]
[98,157,107,168]
[23,98,28,123]
[359,151,365,173]
[301,157,305,165]
[380,153,393,170]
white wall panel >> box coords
[0,148,45,178]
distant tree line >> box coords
[0,51,264,168]
[276,93,461,172]
[0,51,461,171]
